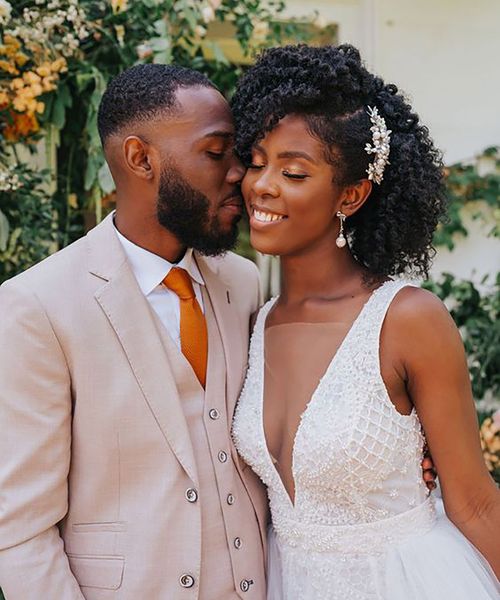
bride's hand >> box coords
[422,446,437,491]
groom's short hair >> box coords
[97,63,216,145]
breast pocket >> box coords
[67,554,125,591]
[72,522,127,533]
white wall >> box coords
[285,0,500,164]
[282,0,500,284]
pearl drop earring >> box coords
[336,211,347,248]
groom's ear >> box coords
[123,135,155,181]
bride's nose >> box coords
[252,169,279,198]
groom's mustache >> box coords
[220,189,243,207]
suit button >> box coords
[218,450,228,463]
[227,493,235,505]
[209,408,220,420]
[180,574,195,588]
[234,537,242,549]
[185,488,198,503]
[240,579,253,592]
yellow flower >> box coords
[42,75,57,92]
[30,83,43,98]
[111,0,128,13]
[51,57,67,73]
[36,64,52,78]
[3,34,19,51]
[12,95,27,111]
[18,86,35,99]
[0,58,18,75]
[14,52,28,67]
[10,78,24,90]
[26,98,38,113]
[36,101,44,114]
[480,417,500,474]
[23,71,41,85]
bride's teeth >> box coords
[254,209,284,223]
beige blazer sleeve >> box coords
[0,280,84,599]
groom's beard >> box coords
[156,164,240,256]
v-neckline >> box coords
[258,280,392,510]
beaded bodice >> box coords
[233,280,431,552]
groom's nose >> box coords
[226,152,246,184]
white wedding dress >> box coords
[232,280,499,599]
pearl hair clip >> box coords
[365,106,391,184]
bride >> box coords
[232,44,500,599]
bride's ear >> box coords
[339,179,373,217]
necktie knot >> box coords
[163,267,195,300]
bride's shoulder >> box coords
[389,284,450,323]
[385,283,460,352]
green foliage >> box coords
[435,146,500,250]
[422,273,500,405]
[0,159,58,282]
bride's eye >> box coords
[283,170,308,180]
[248,163,265,170]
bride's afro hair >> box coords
[231,44,447,279]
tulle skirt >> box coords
[266,500,499,600]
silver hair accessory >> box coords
[365,106,391,184]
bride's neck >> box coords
[279,238,365,304]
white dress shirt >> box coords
[114,223,205,351]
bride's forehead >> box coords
[255,115,325,154]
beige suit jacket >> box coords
[0,215,268,599]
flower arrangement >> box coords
[480,410,500,484]
[0,0,91,143]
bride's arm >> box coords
[389,286,500,578]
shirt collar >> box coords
[113,220,204,297]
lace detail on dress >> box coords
[233,279,500,600]
[233,280,429,526]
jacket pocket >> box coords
[72,521,127,533]
[67,554,125,590]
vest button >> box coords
[180,574,195,588]
[185,488,198,503]
[227,493,235,505]
[234,537,242,549]
[209,408,220,420]
[218,450,228,463]
[240,579,253,592]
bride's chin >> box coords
[249,235,284,257]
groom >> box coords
[0,64,268,599]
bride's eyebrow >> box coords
[252,144,317,165]
[277,151,317,165]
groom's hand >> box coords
[422,445,437,491]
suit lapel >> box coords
[87,216,198,485]
[195,254,245,424]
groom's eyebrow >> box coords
[202,130,234,140]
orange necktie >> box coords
[163,267,208,388]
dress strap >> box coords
[370,279,418,340]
